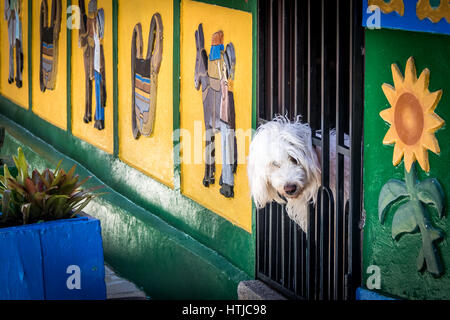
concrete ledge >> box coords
[105,265,147,300]
[238,281,287,300]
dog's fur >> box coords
[248,116,349,232]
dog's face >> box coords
[248,117,321,230]
[266,141,308,201]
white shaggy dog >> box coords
[247,116,349,233]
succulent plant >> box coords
[0,147,103,227]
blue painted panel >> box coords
[40,218,106,300]
[356,287,398,300]
[0,229,44,299]
[362,0,450,35]
[0,217,106,300]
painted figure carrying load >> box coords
[4,0,23,88]
[194,24,237,198]
[78,0,106,130]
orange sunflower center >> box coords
[394,93,424,146]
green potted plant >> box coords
[0,147,107,300]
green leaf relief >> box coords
[391,201,419,240]
[416,178,445,218]
[378,179,409,223]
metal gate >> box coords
[256,0,364,300]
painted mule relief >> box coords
[78,0,106,130]
[4,0,23,88]
[194,24,237,198]
[379,57,446,276]
[131,13,163,139]
[39,0,61,92]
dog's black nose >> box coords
[284,184,297,195]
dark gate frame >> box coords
[256,0,365,300]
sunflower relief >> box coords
[378,57,446,277]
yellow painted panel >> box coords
[118,0,174,188]
[71,0,113,154]
[0,0,29,109]
[180,0,253,233]
[32,0,67,130]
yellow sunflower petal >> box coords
[422,133,440,154]
[415,146,430,172]
[422,90,442,112]
[379,107,394,124]
[404,57,417,86]
[392,142,404,166]
[424,113,445,131]
[414,68,430,93]
[381,84,397,108]
[382,127,398,145]
[403,150,415,172]
[391,63,404,90]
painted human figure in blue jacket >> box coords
[79,0,106,130]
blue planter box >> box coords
[0,216,106,300]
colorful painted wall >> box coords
[363,0,450,300]
[0,0,257,299]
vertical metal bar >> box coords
[264,206,269,275]
[278,0,285,115]
[290,220,294,291]
[256,205,260,274]
[292,1,299,281]
[267,0,274,118]
[307,0,312,125]
[348,0,364,300]
[281,205,286,286]
[334,1,341,301]
[268,204,273,278]
[306,0,314,300]
[320,0,330,300]
[299,0,307,298]
[291,0,298,118]
[258,0,266,121]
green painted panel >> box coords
[0,119,250,299]
[364,28,450,299]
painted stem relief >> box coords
[379,163,445,276]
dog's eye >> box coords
[271,161,281,168]
[289,156,298,165]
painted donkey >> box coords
[194,23,237,198]
[39,0,62,92]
